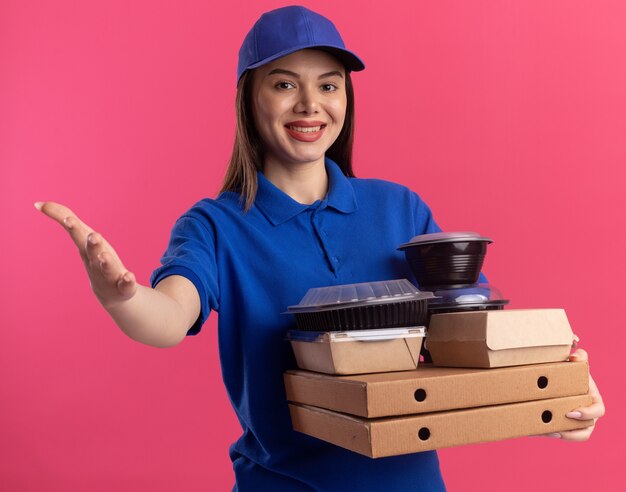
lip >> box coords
[286,120,326,127]
[284,120,327,142]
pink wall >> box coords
[2,0,624,490]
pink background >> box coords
[1,0,624,490]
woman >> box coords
[35,6,604,491]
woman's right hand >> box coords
[35,201,138,310]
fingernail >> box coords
[34,202,43,211]
[63,217,73,229]
[123,273,131,283]
[546,433,562,439]
[566,411,583,419]
[88,234,96,245]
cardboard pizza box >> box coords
[284,361,589,418]
[288,394,593,458]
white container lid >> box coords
[286,327,426,343]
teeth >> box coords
[288,125,323,133]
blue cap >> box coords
[237,6,365,84]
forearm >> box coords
[104,284,190,348]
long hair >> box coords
[219,69,356,211]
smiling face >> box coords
[250,49,348,171]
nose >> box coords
[293,86,319,114]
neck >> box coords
[262,157,328,205]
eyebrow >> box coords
[267,69,344,79]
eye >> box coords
[321,83,338,92]
[275,81,295,90]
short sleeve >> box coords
[150,215,219,335]
[411,192,442,236]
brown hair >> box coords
[219,69,356,211]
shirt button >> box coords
[332,256,339,262]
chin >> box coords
[291,153,327,165]
[281,147,328,165]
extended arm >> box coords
[35,201,200,348]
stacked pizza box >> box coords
[283,234,592,458]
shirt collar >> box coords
[254,158,358,226]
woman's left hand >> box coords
[547,348,605,441]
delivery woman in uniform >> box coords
[36,6,605,491]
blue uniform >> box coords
[150,159,446,491]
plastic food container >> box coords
[286,279,435,331]
[427,283,509,317]
[398,232,492,288]
[286,327,427,375]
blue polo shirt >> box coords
[150,159,446,491]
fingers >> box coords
[537,351,604,443]
[538,417,596,442]
[567,374,605,420]
[558,422,596,442]
[36,201,139,307]
[116,270,137,299]
[86,231,109,269]
[88,248,137,307]
[567,351,605,418]
[96,250,135,292]
[557,370,605,442]
[35,201,94,257]
[541,433,562,439]
[567,401,605,421]
[89,242,136,302]
[569,348,588,362]
[96,250,121,280]
[35,201,92,231]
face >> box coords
[250,49,347,170]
